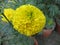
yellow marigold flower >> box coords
[12,4,46,36]
[2,8,15,22]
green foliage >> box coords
[47,4,59,18]
[36,0,59,18]
[54,0,60,5]
[45,17,55,29]
[55,10,60,24]
[55,10,60,18]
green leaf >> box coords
[48,5,59,18]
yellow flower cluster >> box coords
[2,8,15,22]
[2,4,46,36]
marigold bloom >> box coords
[12,4,46,36]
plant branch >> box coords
[1,13,13,26]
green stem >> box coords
[1,13,12,26]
